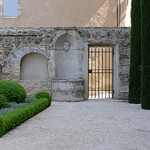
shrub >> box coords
[0,98,37,117]
[35,92,52,105]
[129,0,141,104]
[0,80,26,103]
[0,98,50,137]
[25,97,38,103]
[0,95,9,109]
[140,0,150,109]
[0,102,27,117]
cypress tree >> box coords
[129,0,141,103]
[140,0,150,109]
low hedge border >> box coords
[0,98,38,117]
[0,98,50,137]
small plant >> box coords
[0,102,27,117]
[0,94,9,109]
[0,98,50,137]
[35,92,52,105]
[25,97,38,103]
[0,80,26,103]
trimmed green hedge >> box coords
[0,98,38,117]
[0,80,26,103]
[35,92,52,106]
[0,98,50,137]
[0,94,9,109]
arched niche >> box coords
[20,53,48,80]
[55,33,82,80]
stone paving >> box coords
[0,99,150,150]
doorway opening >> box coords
[88,46,114,99]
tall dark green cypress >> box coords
[129,0,141,103]
[140,0,150,109]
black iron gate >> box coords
[88,46,114,99]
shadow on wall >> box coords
[22,0,107,27]
[85,0,115,27]
[85,0,127,27]
[120,0,128,26]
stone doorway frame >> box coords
[83,43,120,100]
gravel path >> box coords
[0,99,150,150]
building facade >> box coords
[0,1,131,101]
[0,0,130,27]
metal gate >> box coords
[88,46,113,99]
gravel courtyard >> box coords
[0,99,150,150]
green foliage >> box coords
[0,102,29,117]
[129,0,141,104]
[0,80,26,103]
[0,102,27,117]
[0,98,50,137]
[25,97,38,103]
[140,0,150,109]
[0,95,9,109]
[0,98,37,117]
[35,92,52,105]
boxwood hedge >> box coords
[35,92,52,105]
[0,80,26,103]
[0,94,9,109]
[0,98,50,137]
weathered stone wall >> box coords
[0,27,131,100]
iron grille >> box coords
[88,46,113,99]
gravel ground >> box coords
[0,99,150,150]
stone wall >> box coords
[0,27,131,100]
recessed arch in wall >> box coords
[20,53,48,80]
[55,33,83,80]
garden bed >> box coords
[0,97,51,137]
[0,97,37,117]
